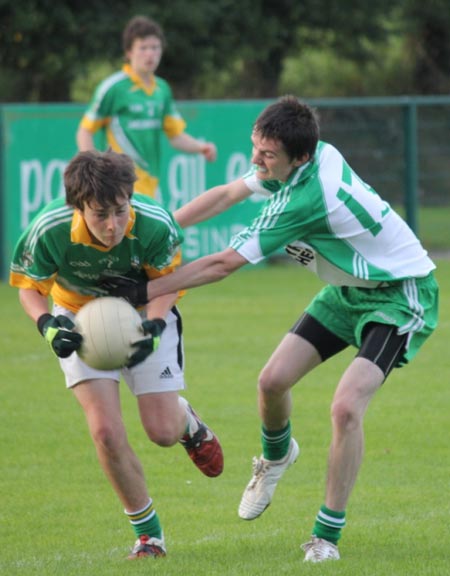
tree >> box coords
[0,0,130,102]
[2,0,448,102]
[403,0,450,93]
[156,0,398,98]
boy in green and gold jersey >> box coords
[10,150,223,559]
[77,16,216,199]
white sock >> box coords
[178,396,199,435]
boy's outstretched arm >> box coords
[174,178,252,228]
[147,248,248,300]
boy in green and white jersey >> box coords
[9,150,223,560]
[77,15,216,199]
[234,141,433,287]
[103,96,438,563]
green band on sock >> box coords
[261,421,291,460]
[312,504,346,544]
[126,500,162,539]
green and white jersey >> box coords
[231,141,435,286]
[10,194,183,312]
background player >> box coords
[9,149,223,559]
[103,95,439,562]
[76,15,216,199]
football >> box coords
[74,297,143,370]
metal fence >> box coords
[312,95,450,234]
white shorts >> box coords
[54,304,186,395]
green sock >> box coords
[125,499,162,539]
[261,421,291,460]
[312,504,346,544]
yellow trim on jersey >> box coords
[163,115,186,139]
[104,132,159,198]
[145,250,182,279]
[80,116,107,133]
[8,270,93,312]
[122,64,157,95]
[71,208,136,248]
[9,271,55,297]
[133,166,159,197]
[52,286,96,312]
[144,250,186,301]
[105,131,123,153]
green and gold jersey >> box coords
[233,141,435,286]
[79,64,186,197]
[10,194,184,312]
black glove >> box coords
[126,318,167,368]
[37,313,83,358]
[98,275,149,307]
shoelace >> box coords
[247,457,271,488]
[301,538,335,560]
[180,424,206,449]
[131,536,164,557]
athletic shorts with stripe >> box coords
[291,272,438,374]
[53,304,186,395]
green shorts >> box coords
[305,272,439,366]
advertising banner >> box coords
[0,101,269,279]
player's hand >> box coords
[99,275,148,307]
[126,318,167,368]
[37,313,83,358]
[201,142,217,162]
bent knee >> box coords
[91,424,126,456]
[258,365,289,395]
[144,424,180,447]
[330,400,362,431]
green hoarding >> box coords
[0,101,269,280]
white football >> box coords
[74,297,143,370]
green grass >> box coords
[400,206,450,252]
[1,262,449,575]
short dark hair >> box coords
[253,95,319,160]
[64,150,137,210]
[122,15,166,52]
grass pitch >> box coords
[0,261,449,575]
